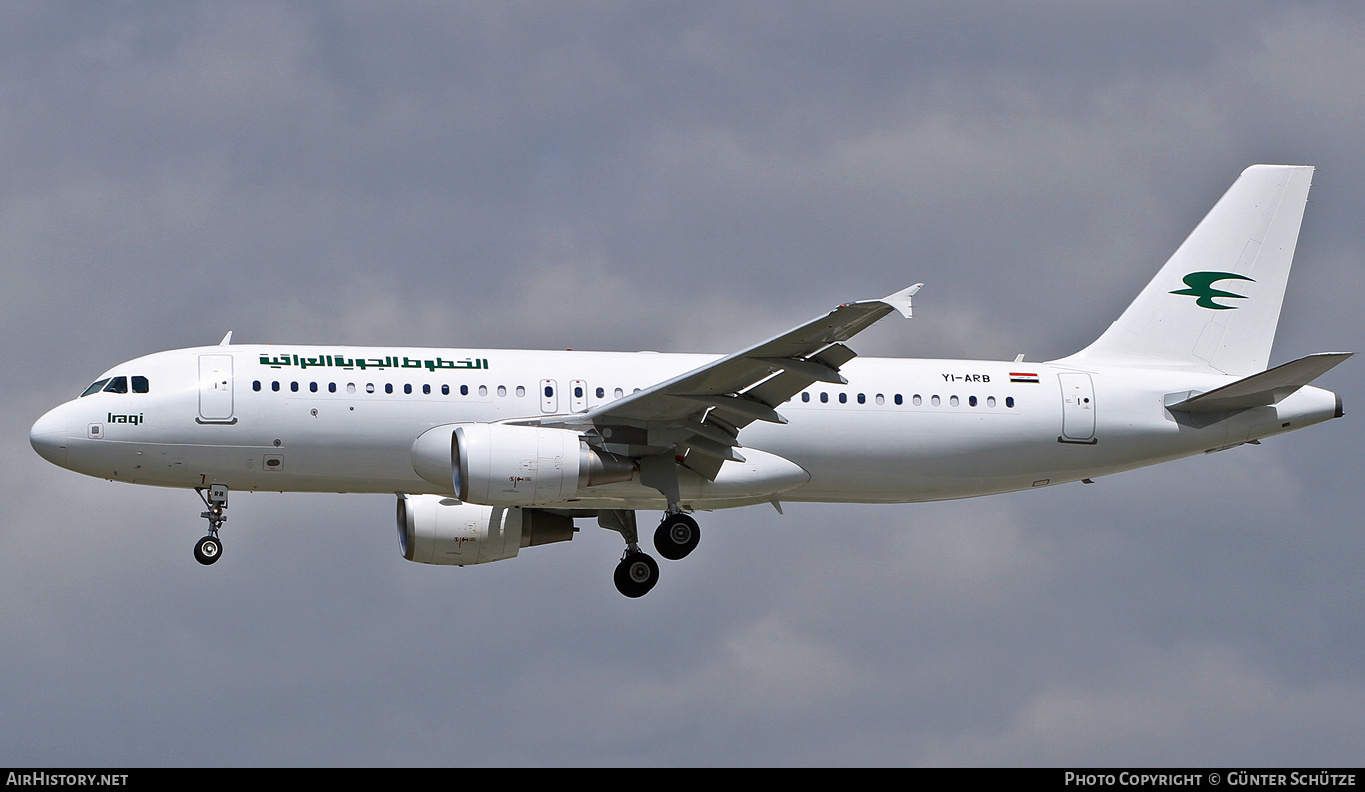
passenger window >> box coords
[103,376,128,394]
[516,386,526,397]
[442,384,450,396]
[424,384,432,395]
[272,381,280,392]
[310,382,318,393]
[253,380,261,392]
[291,382,299,392]
[596,387,605,398]
[132,376,149,394]
[329,383,337,393]
[1006,396,1015,408]
[857,393,865,404]
[801,392,810,402]
[496,385,506,397]
[460,385,469,396]
[404,384,412,394]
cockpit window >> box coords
[103,376,128,394]
[81,379,111,397]
[132,376,149,393]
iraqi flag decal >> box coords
[1010,372,1040,384]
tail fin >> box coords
[1064,165,1315,375]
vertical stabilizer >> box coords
[1064,165,1314,375]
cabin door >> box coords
[198,354,235,423]
[1058,373,1096,443]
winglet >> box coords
[880,283,924,318]
[219,331,233,346]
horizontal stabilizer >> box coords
[1165,352,1352,413]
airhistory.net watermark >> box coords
[6,774,128,786]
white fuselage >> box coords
[30,344,1341,510]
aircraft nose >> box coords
[30,406,69,467]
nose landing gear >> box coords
[194,534,222,565]
[194,484,228,566]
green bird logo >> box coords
[1170,272,1255,310]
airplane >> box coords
[29,164,1350,597]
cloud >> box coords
[5,0,1364,767]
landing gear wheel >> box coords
[194,535,222,566]
[613,551,659,598]
[193,485,228,566]
[654,513,701,561]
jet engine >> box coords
[411,423,634,507]
[396,493,577,566]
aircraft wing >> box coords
[526,284,922,480]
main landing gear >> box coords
[193,484,228,566]
[614,551,659,599]
[653,512,700,561]
[600,509,702,597]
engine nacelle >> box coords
[411,423,634,507]
[396,493,576,566]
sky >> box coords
[3,1,1364,766]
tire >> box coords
[194,535,222,566]
[654,513,700,561]
[613,551,659,597]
